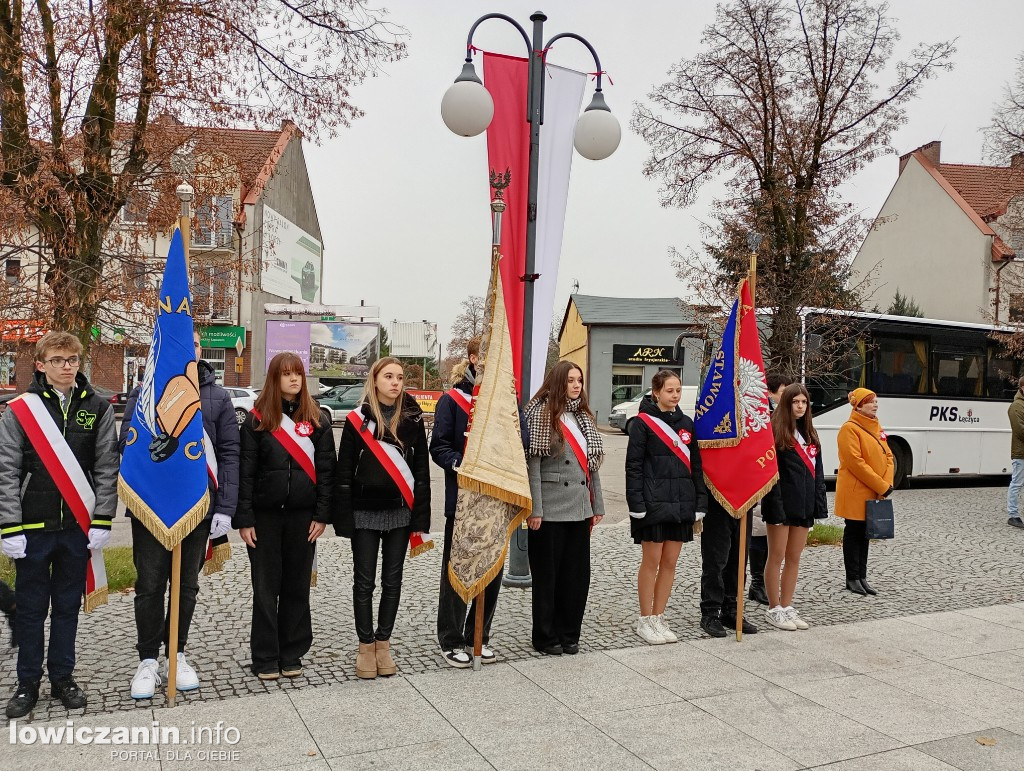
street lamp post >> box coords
[441,11,619,588]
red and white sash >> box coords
[637,413,692,471]
[449,387,473,418]
[560,414,591,482]
[251,409,316,482]
[347,409,415,509]
[8,393,108,611]
[203,428,219,489]
[795,431,818,476]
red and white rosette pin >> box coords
[879,430,887,441]
[294,420,314,438]
[807,444,818,458]
[677,429,691,445]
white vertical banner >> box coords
[533,64,587,397]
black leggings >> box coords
[842,519,870,581]
[351,527,410,644]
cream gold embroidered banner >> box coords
[448,245,532,603]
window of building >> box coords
[611,368,644,406]
[201,347,226,384]
[120,184,153,225]
[871,335,928,395]
[123,259,149,292]
[5,258,21,284]
[193,196,234,249]
[931,347,985,397]
[1010,294,1024,323]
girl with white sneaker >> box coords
[626,371,707,645]
[760,384,827,631]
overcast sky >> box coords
[305,0,1024,355]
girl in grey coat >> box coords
[524,361,605,656]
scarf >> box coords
[524,396,604,471]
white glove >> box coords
[210,513,233,539]
[87,527,111,550]
[1,534,27,560]
[695,511,707,522]
[628,511,647,519]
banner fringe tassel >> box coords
[118,478,211,550]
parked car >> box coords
[608,386,699,434]
[314,383,363,424]
[92,385,129,415]
[224,387,260,425]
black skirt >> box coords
[631,520,694,544]
[761,508,815,529]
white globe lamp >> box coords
[574,92,621,161]
[441,63,494,137]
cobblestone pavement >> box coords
[2,432,1022,724]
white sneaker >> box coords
[765,606,797,631]
[130,659,161,699]
[479,644,497,664]
[163,652,200,691]
[635,616,667,645]
[652,615,678,643]
[784,606,810,630]
[442,649,472,668]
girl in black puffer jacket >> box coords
[334,357,430,680]
[760,383,827,632]
[236,352,336,680]
[626,370,708,646]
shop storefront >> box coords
[198,325,247,385]
[558,295,705,423]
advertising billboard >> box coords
[266,320,379,379]
[262,206,322,303]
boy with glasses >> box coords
[0,332,118,718]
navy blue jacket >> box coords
[120,360,240,521]
[429,374,529,517]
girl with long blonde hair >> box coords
[334,357,431,679]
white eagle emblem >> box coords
[738,357,771,436]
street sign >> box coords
[234,357,244,374]
[235,336,244,356]
[200,325,245,349]
[320,314,336,321]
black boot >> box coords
[859,577,877,595]
[722,610,759,634]
[6,680,39,719]
[700,615,728,638]
[748,542,768,604]
[846,579,867,595]
[51,677,87,710]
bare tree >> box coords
[985,52,1024,163]
[633,0,954,372]
[0,0,406,346]
[447,295,485,356]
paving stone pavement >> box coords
[2,467,1022,725]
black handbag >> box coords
[845,421,896,540]
[865,498,895,540]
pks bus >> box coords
[803,310,1018,487]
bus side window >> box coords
[987,353,1017,399]
[931,348,984,398]
[873,336,928,395]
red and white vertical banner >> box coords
[484,53,530,394]
[483,54,586,398]
[532,64,585,398]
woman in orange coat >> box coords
[835,388,894,596]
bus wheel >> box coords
[891,440,910,489]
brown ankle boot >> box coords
[355,642,377,679]
[375,639,397,676]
